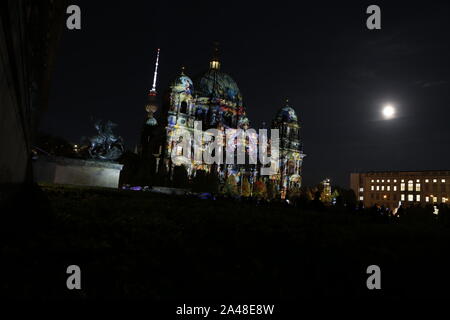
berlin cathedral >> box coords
[139,46,305,197]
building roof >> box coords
[195,68,242,103]
[274,100,299,124]
[353,170,450,175]
[171,71,194,95]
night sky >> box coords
[42,1,450,187]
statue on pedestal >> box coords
[87,120,124,161]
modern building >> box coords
[350,171,450,209]
[140,46,306,195]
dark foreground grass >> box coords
[1,184,450,300]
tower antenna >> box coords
[150,48,160,95]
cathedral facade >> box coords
[140,48,305,197]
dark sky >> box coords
[43,1,450,187]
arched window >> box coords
[195,108,203,121]
[408,180,414,191]
[290,129,298,140]
[180,101,188,114]
[288,160,296,175]
[223,113,232,127]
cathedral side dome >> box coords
[171,69,194,95]
[237,115,250,129]
[274,102,299,123]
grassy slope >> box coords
[1,184,450,300]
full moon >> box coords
[382,105,396,119]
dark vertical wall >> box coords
[0,0,66,185]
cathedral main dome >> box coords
[195,68,242,104]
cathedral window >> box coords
[290,129,298,140]
[180,101,188,114]
[223,113,232,127]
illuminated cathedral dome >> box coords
[194,44,242,104]
[195,69,242,103]
[275,100,299,123]
[238,115,250,128]
[171,68,194,95]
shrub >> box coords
[172,165,189,188]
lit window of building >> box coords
[350,172,450,210]
[360,196,364,201]
[408,180,414,191]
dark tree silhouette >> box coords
[172,165,189,188]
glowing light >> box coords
[382,105,396,119]
[433,206,439,215]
